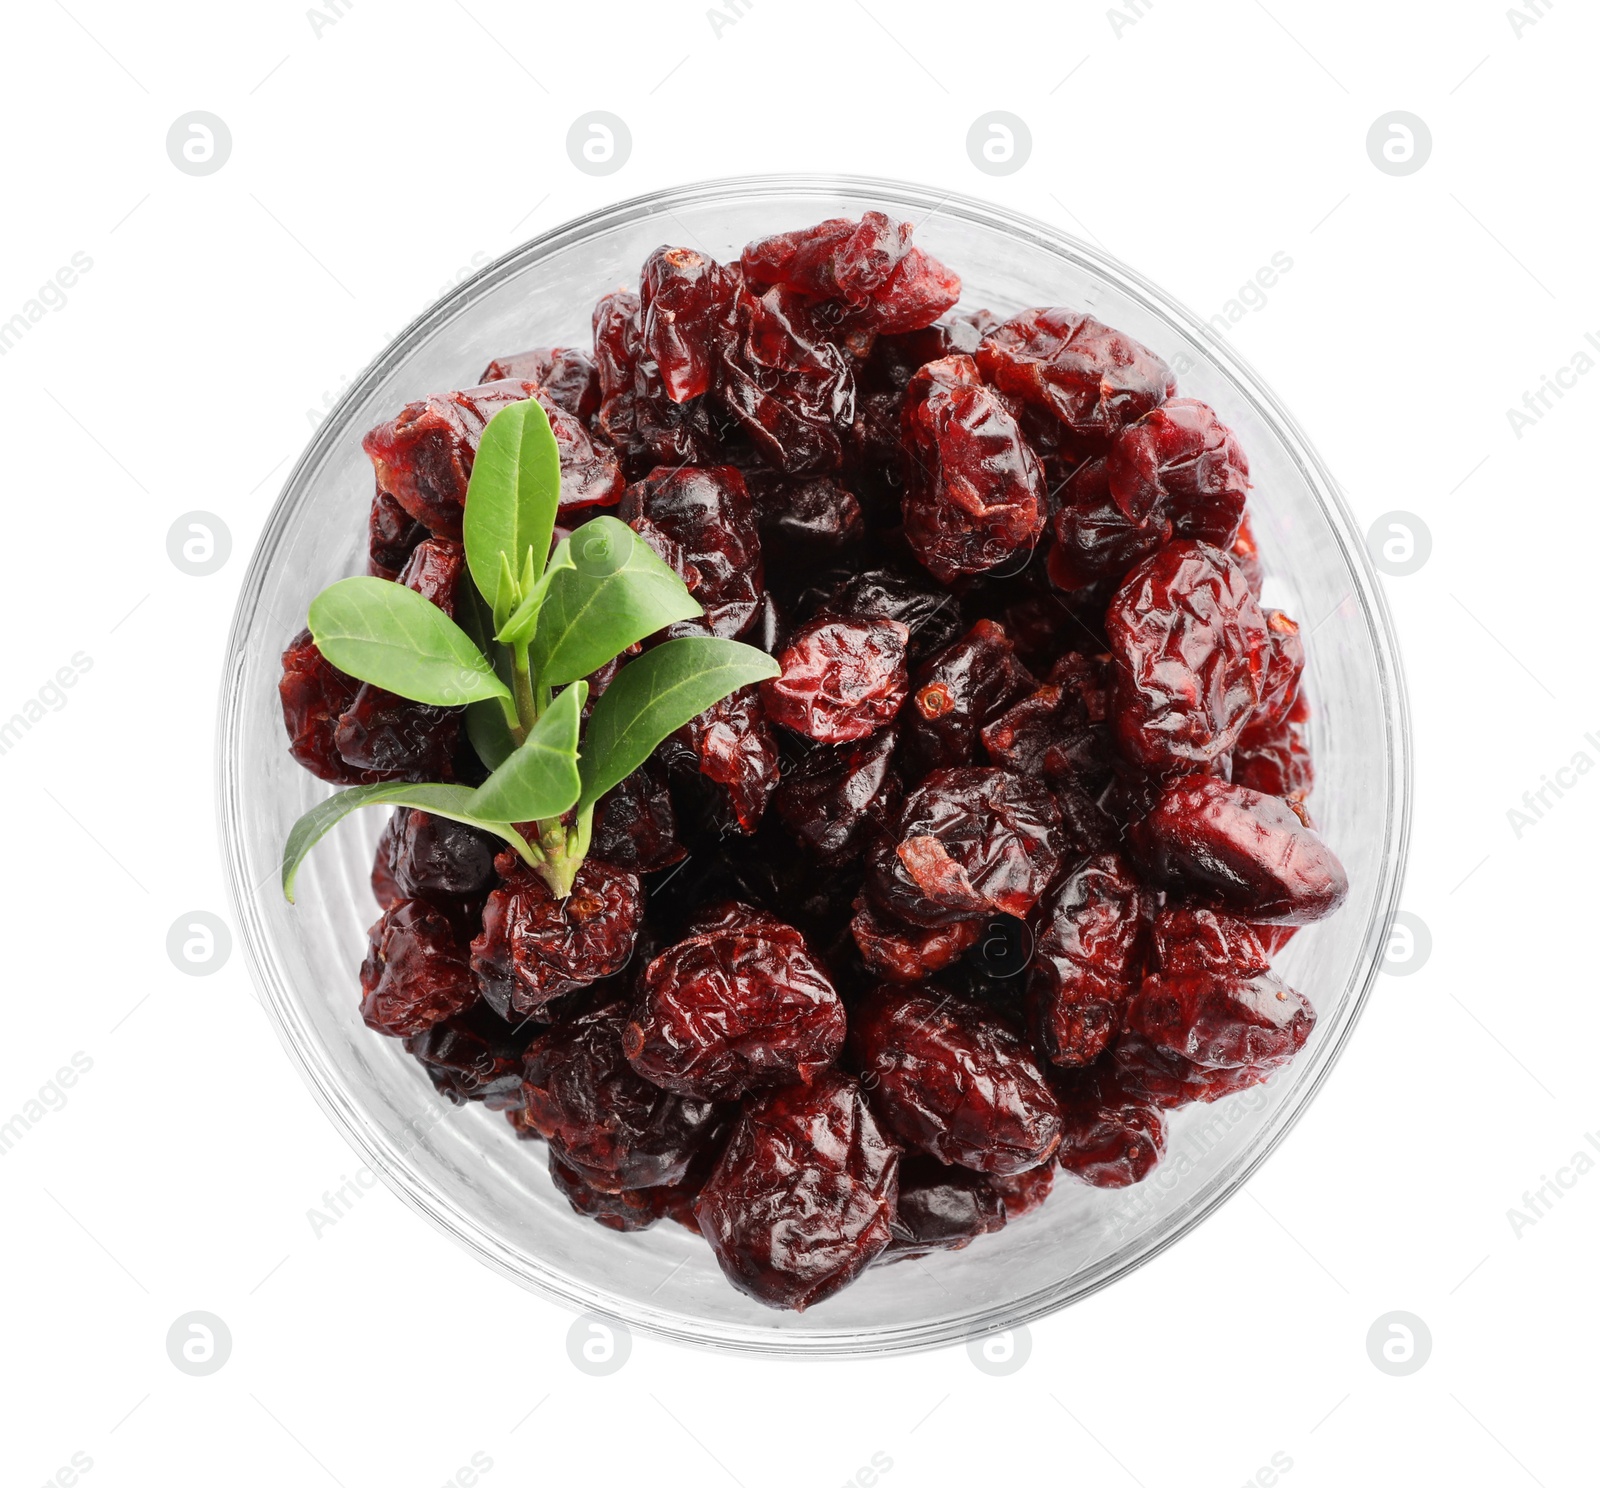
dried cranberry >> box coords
[849,986,1063,1174]
[1105,398,1250,547]
[762,616,909,742]
[693,1070,898,1310]
[522,999,722,1191]
[869,767,1063,927]
[470,854,643,1019]
[1148,906,1273,979]
[359,900,479,1037]
[404,1003,528,1109]
[901,620,1036,776]
[548,1152,667,1232]
[366,489,427,580]
[624,904,846,1100]
[1049,456,1168,590]
[620,466,763,638]
[981,651,1115,787]
[1054,1069,1167,1187]
[668,684,781,833]
[640,246,739,404]
[479,346,601,424]
[1106,540,1269,773]
[850,899,981,983]
[773,728,900,864]
[1254,610,1306,731]
[883,1156,1006,1259]
[591,759,685,873]
[818,567,963,663]
[900,355,1048,584]
[716,286,855,474]
[1130,776,1348,925]
[1232,719,1314,803]
[1230,512,1266,596]
[976,307,1175,446]
[371,806,499,935]
[279,628,398,785]
[748,473,865,559]
[989,1161,1055,1220]
[1027,854,1151,1068]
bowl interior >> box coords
[219,177,1408,1355]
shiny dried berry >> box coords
[988,1161,1055,1220]
[404,1003,528,1109]
[1105,399,1250,547]
[1229,512,1266,596]
[548,1151,667,1232]
[591,759,685,873]
[819,567,963,663]
[1049,456,1168,590]
[1027,853,1150,1068]
[471,854,643,1019]
[849,986,1063,1174]
[900,355,1048,584]
[716,286,855,474]
[1148,906,1273,979]
[366,489,427,580]
[1130,775,1348,925]
[670,684,781,833]
[624,904,846,1100]
[359,900,479,1037]
[976,307,1175,446]
[748,473,865,559]
[869,767,1063,927]
[372,807,499,936]
[279,628,398,785]
[640,246,739,404]
[762,616,909,742]
[773,728,900,864]
[693,1070,898,1310]
[522,999,722,1191]
[901,620,1035,776]
[1054,1069,1167,1187]
[479,346,601,423]
[981,650,1114,787]
[1254,610,1305,732]
[621,466,763,638]
[1107,540,1269,773]
[850,899,981,983]
[1232,718,1314,803]
[883,1156,1006,1259]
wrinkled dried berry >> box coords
[640,246,740,404]
[1049,456,1168,590]
[976,307,1175,446]
[404,1003,528,1109]
[748,473,865,560]
[850,899,981,983]
[1148,906,1273,979]
[981,650,1114,788]
[592,759,685,873]
[1130,775,1348,925]
[901,620,1036,776]
[522,998,722,1190]
[849,986,1062,1174]
[367,489,427,580]
[762,616,909,742]
[883,1156,1006,1259]
[989,1161,1055,1220]
[869,767,1062,928]
[359,900,479,1037]
[624,903,846,1100]
[548,1152,667,1231]
[1232,718,1314,803]
[668,683,781,833]
[479,346,601,423]
[1255,610,1306,732]
[1054,1068,1167,1187]
[279,628,397,785]
[901,355,1048,584]
[1107,540,1269,773]
[694,1070,898,1310]
[818,567,963,663]
[1027,854,1150,1068]
[773,728,900,864]
[371,807,499,940]
[1105,399,1250,547]
[471,855,643,1019]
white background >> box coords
[1,1,1594,1484]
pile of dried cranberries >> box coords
[279,211,1347,1311]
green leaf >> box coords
[308,577,511,707]
[467,680,588,822]
[577,638,780,809]
[454,579,519,772]
[282,782,535,903]
[531,517,704,687]
[493,549,519,635]
[463,397,562,608]
[496,538,575,649]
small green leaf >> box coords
[467,680,588,822]
[455,579,520,771]
[531,517,704,687]
[463,397,562,608]
[493,550,519,635]
[282,782,535,902]
[577,638,780,809]
[496,538,575,649]
[309,577,511,707]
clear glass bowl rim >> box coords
[216,171,1412,1357]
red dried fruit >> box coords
[1148,907,1273,980]
[762,616,910,742]
[470,854,643,1019]
[1230,512,1266,596]
[849,986,1063,1174]
[980,650,1114,787]
[716,285,855,474]
[693,1070,899,1310]
[1131,775,1348,925]
[1232,718,1314,803]
[1254,610,1306,731]
[901,620,1036,776]
[773,729,900,864]
[522,999,722,1191]
[1026,853,1151,1068]
[404,1003,528,1109]
[989,1161,1055,1220]
[883,1155,1006,1259]
[359,900,479,1037]
[976,307,1175,446]
[367,489,427,580]
[748,473,865,559]
[591,759,685,873]
[279,628,398,785]
[479,346,601,423]
[1054,1068,1167,1187]
[1105,399,1250,547]
[869,767,1063,927]
[548,1151,668,1232]
[819,568,963,663]
[1106,540,1269,774]
[372,807,499,935]
[640,246,739,404]
[850,899,981,983]
[624,903,847,1101]
[620,465,764,639]
[670,684,781,833]
[900,355,1048,584]
[1049,456,1168,590]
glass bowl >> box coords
[217,174,1410,1357]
